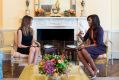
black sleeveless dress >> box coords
[17,31,33,54]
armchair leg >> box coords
[111,55,113,65]
[105,65,107,76]
[11,62,14,77]
[105,61,108,76]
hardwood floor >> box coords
[84,59,119,77]
[108,60,119,76]
[2,54,119,78]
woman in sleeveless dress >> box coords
[77,14,106,78]
[15,15,40,64]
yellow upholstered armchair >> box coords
[93,31,112,76]
[11,31,42,77]
[77,31,112,76]
[93,39,112,76]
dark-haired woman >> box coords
[77,14,106,78]
[15,15,41,64]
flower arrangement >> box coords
[35,8,45,16]
[39,54,69,76]
[64,9,76,17]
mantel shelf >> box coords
[33,16,87,19]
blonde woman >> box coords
[14,15,41,64]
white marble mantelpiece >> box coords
[32,17,88,40]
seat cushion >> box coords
[94,53,107,64]
[0,47,12,53]
[97,53,107,59]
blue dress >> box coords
[84,27,106,59]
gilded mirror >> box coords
[34,0,76,17]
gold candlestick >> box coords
[25,0,30,15]
[81,0,85,16]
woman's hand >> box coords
[31,41,39,47]
[77,31,84,37]
[78,44,85,51]
[89,44,96,47]
[85,44,96,48]
[81,44,85,48]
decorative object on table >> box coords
[81,0,85,16]
[51,0,61,17]
[35,8,45,16]
[64,9,76,17]
[39,54,69,79]
[25,0,30,15]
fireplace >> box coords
[32,17,88,53]
[37,29,74,42]
[32,17,88,41]
[37,29,75,50]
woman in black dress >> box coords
[77,14,106,78]
[16,15,40,64]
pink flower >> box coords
[44,60,55,75]
[68,9,76,14]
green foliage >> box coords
[39,54,69,75]
[64,9,76,17]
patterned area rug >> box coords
[96,77,119,80]
[3,77,119,80]
[3,78,18,80]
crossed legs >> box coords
[12,46,41,65]
[28,47,40,64]
[77,49,98,77]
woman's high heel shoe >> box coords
[96,69,99,74]
[91,70,99,80]
[91,75,96,80]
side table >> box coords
[64,45,78,64]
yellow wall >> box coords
[85,0,112,30]
[1,0,119,30]
[76,0,82,17]
[84,0,119,30]
[112,0,119,30]
[0,0,3,29]
[2,0,34,29]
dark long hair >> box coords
[87,14,100,29]
[18,15,33,36]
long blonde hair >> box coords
[18,15,33,36]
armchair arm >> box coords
[34,41,41,47]
[104,40,112,47]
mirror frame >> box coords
[34,0,76,17]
